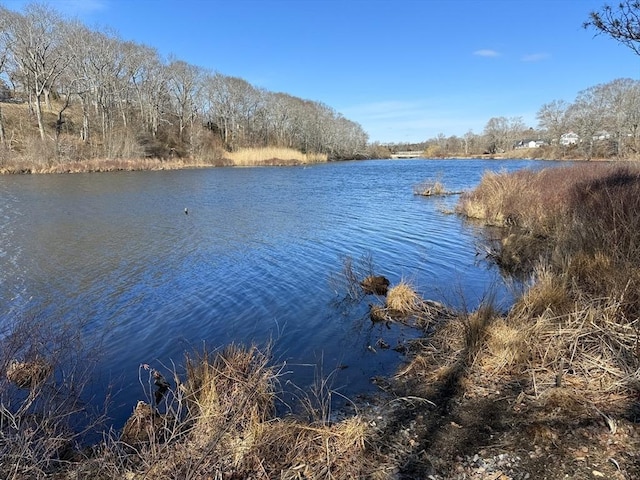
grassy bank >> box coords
[2,342,370,479]
[0,147,327,174]
[453,163,640,407]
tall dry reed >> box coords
[226,147,327,166]
[452,162,640,412]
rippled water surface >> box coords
[0,158,550,425]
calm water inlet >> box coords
[0,158,550,426]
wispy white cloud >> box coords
[473,49,500,57]
[61,0,108,14]
[521,52,550,62]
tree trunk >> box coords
[34,94,46,140]
[0,104,5,146]
[80,98,89,141]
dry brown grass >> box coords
[393,302,499,392]
[366,280,456,329]
[413,178,447,196]
[85,344,370,479]
[453,163,640,413]
[456,163,626,232]
[478,294,640,410]
[226,147,327,166]
[386,281,422,314]
[0,156,223,174]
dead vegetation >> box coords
[225,147,328,166]
[372,281,455,329]
[60,344,371,480]
[413,177,461,197]
[0,313,105,479]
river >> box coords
[0,158,551,427]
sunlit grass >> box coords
[226,147,327,166]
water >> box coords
[0,158,550,426]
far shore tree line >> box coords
[382,77,640,161]
[0,3,369,166]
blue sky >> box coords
[4,0,639,143]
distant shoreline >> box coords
[0,152,631,175]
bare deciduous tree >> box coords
[3,4,69,140]
[483,116,526,153]
[166,59,203,152]
[585,1,640,55]
[536,99,569,144]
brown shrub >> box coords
[97,344,370,479]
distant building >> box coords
[514,139,547,149]
[560,132,579,146]
[592,131,611,141]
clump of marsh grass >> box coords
[226,147,327,166]
[360,275,391,296]
[452,163,640,413]
[386,281,422,314]
[414,176,461,197]
[384,280,455,329]
[87,343,371,479]
[414,178,447,197]
[6,357,52,389]
[365,278,456,331]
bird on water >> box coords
[184,208,188,215]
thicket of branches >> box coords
[0,3,368,163]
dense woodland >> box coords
[0,3,370,166]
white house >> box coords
[592,131,611,141]
[560,132,579,146]
[515,139,547,149]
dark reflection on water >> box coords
[0,158,551,426]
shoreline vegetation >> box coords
[4,162,640,479]
[0,146,329,175]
